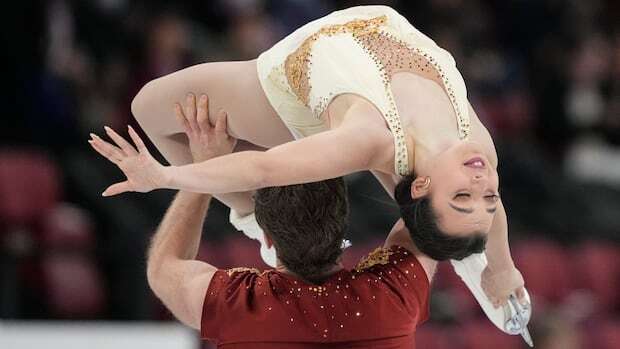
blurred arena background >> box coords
[1,0,619,348]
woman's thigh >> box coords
[133,60,295,148]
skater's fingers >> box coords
[491,297,503,309]
[196,94,211,133]
[214,110,228,136]
[102,180,132,197]
[515,287,527,304]
[89,139,119,164]
[90,133,124,163]
[127,126,148,153]
[104,126,137,156]
[185,93,199,132]
[174,103,192,135]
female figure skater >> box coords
[89,5,531,338]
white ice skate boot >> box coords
[451,253,533,347]
[230,210,277,267]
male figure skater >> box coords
[140,96,435,349]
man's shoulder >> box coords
[224,267,263,277]
[205,267,271,297]
[354,245,409,272]
[353,245,431,286]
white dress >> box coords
[256,5,471,176]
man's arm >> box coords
[145,95,241,330]
[146,192,216,330]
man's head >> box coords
[254,178,348,283]
[392,141,499,261]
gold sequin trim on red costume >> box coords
[226,267,261,276]
[355,247,395,272]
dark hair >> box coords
[394,174,487,261]
[254,178,348,284]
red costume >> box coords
[201,245,430,348]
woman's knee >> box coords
[130,78,175,135]
[131,80,155,124]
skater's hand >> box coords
[175,93,237,163]
[89,126,169,196]
[481,265,526,308]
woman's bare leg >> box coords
[130,60,290,217]
[131,59,294,166]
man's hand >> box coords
[89,126,169,196]
[175,93,237,163]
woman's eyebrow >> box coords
[449,203,473,214]
[449,203,498,214]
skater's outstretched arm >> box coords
[485,200,513,270]
[166,121,393,194]
[481,199,526,306]
[89,103,395,196]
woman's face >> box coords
[415,142,500,237]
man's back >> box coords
[201,246,430,348]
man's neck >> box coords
[275,262,345,283]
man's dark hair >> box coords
[254,178,348,284]
[394,174,487,261]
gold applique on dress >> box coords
[284,16,387,106]
[226,267,261,276]
[355,247,394,272]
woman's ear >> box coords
[411,176,431,199]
